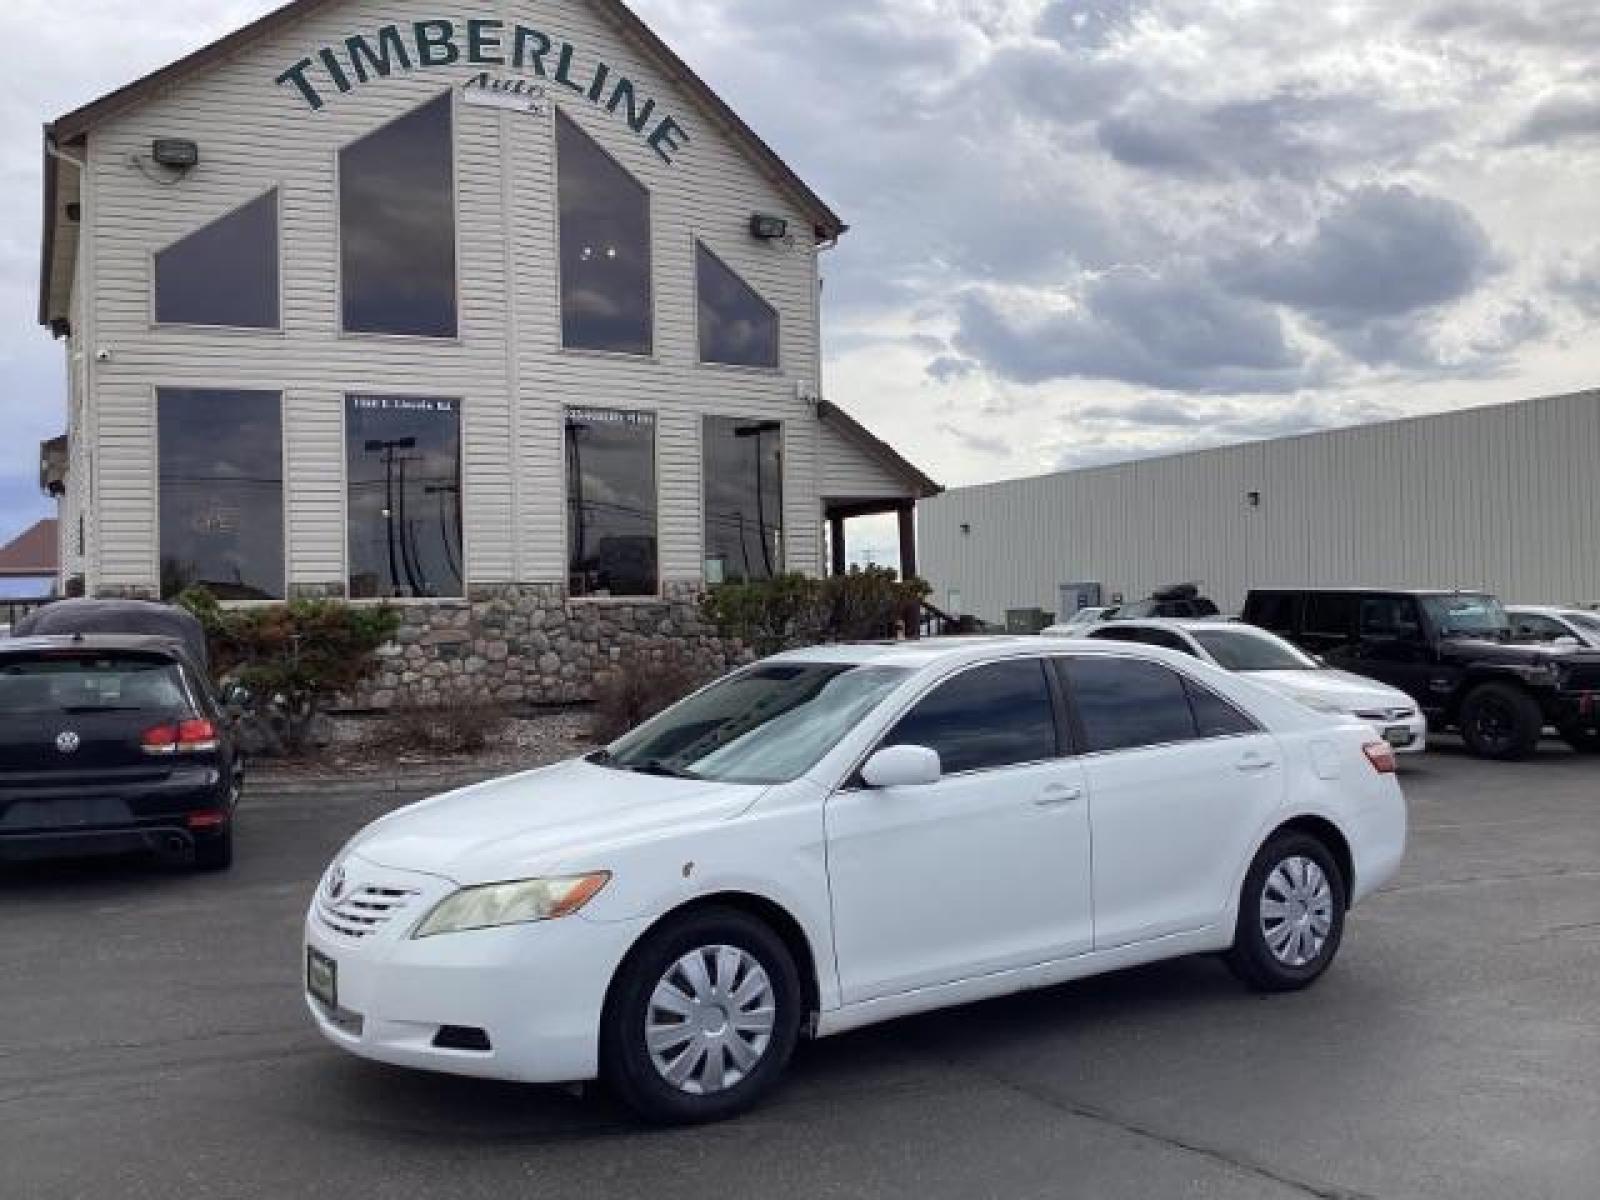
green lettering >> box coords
[647,115,689,164]
[467,19,504,65]
[345,25,412,83]
[553,43,586,94]
[275,57,325,110]
[317,47,353,94]
[512,25,551,76]
[587,62,611,103]
[413,19,459,68]
[606,77,655,133]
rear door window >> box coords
[1059,657,1198,752]
[1303,593,1358,638]
[0,654,190,716]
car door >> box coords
[1335,594,1434,703]
[1056,655,1285,950]
[825,657,1094,1004]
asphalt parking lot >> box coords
[2,740,1596,1200]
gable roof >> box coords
[0,519,58,577]
[818,400,943,499]
[40,0,845,327]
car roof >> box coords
[766,633,1248,671]
[1247,586,1487,596]
[1090,617,1247,632]
[0,633,193,659]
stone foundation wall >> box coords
[356,582,745,708]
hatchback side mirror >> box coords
[861,745,942,788]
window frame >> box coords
[551,105,657,361]
[562,404,664,602]
[692,236,782,373]
[700,414,787,584]
[1050,652,1261,758]
[844,655,1074,788]
[340,391,468,603]
[334,89,463,344]
[152,383,288,605]
[149,186,285,335]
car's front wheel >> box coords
[1225,831,1347,992]
[1459,683,1542,760]
[601,906,803,1124]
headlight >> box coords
[412,873,611,938]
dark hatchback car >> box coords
[0,636,241,870]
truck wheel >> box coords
[1459,683,1542,760]
[1560,726,1600,754]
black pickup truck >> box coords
[1243,588,1600,760]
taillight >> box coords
[1363,741,1398,774]
[142,718,219,755]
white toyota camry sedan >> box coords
[305,637,1406,1123]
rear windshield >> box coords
[0,654,191,716]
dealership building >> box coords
[37,0,938,701]
[922,389,1600,625]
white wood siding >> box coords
[921,390,1600,622]
[78,0,838,593]
[817,418,915,501]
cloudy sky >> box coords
[1,1,1596,564]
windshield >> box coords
[1191,628,1319,672]
[598,663,912,785]
[1421,594,1510,638]
[0,654,189,716]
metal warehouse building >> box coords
[921,389,1600,625]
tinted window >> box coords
[155,190,278,328]
[1089,626,1197,656]
[697,242,778,368]
[341,93,457,337]
[1359,595,1423,639]
[703,417,783,583]
[884,659,1059,774]
[158,388,283,600]
[346,396,462,598]
[1062,657,1197,752]
[1303,593,1358,638]
[558,110,651,354]
[1184,678,1258,738]
[0,655,188,716]
[1246,591,1298,633]
[567,407,657,597]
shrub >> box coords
[177,587,401,757]
[591,647,711,743]
[701,567,931,654]
[376,700,513,757]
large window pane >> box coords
[155,190,279,328]
[566,407,658,597]
[884,659,1059,774]
[340,93,457,337]
[158,389,283,601]
[703,416,782,583]
[697,242,778,368]
[346,396,462,598]
[558,110,652,354]
[1060,657,1198,753]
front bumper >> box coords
[303,858,648,1084]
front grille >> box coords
[1354,707,1415,722]
[1559,664,1600,693]
[315,884,420,939]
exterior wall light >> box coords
[749,214,788,240]
[152,139,200,169]
[1246,491,1262,508]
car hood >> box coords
[346,758,767,885]
[1439,637,1600,667]
[1242,668,1411,711]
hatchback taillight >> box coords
[1363,741,1398,774]
[142,718,219,755]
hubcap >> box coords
[646,945,775,1095]
[1260,856,1334,968]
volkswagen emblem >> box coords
[55,730,81,755]
[326,863,347,901]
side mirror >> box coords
[861,744,942,788]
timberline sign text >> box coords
[274,18,690,164]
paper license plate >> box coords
[307,946,338,1010]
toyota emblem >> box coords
[326,864,347,901]
[55,730,81,755]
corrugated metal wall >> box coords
[921,390,1600,621]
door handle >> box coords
[1235,754,1276,773]
[1034,785,1083,807]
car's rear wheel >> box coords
[1225,831,1347,992]
[1459,683,1542,760]
[601,906,802,1124]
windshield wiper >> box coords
[60,705,141,713]
[627,759,699,780]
